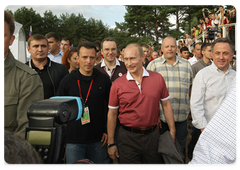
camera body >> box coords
[25,96,83,163]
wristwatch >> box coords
[107,143,116,148]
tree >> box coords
[13,7,43,40]
[41,10,60,35]
[58,13,88,46]
[122,5,175,44]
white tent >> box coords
[9,21,27,63]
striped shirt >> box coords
[147,56,193,122]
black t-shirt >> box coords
[57,68,112,144]
[31,59,54,99]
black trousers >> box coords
[118,126,160,164]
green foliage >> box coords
[9,5,233,50]
[13,7,43,40]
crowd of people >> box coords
[185,6,236,48]
[4,6,236,165]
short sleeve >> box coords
[108,82,119,109]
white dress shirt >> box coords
[189,77,236,164]
[190,62,236,129]
[188,55,199,65]
[100,58,120,78]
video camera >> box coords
[207,26,218,41]
[25,96,84,163]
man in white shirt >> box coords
[190,77,236,164]
[190,38,236,132]
[45,32,63,64]
[188,42,203,65]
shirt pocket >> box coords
[4,96,18,128]
[2,96,18,107]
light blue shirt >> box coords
[189,77,236,164]
[48,50,63,64]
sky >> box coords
[5,5,127,29]
[1,0,231,28]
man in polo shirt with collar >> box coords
[95,37,127,82]
[45,32,63,64]
[107,44,176,164]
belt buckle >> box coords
[140,129,146,135]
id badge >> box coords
[81,106,90,125]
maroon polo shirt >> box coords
[108,68,169,129]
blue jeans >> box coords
[66,142,106,164]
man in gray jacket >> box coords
[4,10,44,139]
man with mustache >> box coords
[27,34,69,99]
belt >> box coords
[121,125,157,135]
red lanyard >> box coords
[77,79,93,104]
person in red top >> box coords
[107,44,176,163]
[205,17,212,29]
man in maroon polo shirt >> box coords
[107,44,176,164]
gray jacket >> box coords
[4,51,44,138]
[158,131,185,164]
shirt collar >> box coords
[211,61,231,74]
[101,58,120,68]
[126,67,149,81]
[48,50,63,57]
[30,57,50,70]
[161,55,181,65]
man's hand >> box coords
[108,145,119,161]
[157,119,162,129]
[101,133,108,147]
[170,130,176,142]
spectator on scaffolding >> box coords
[183,35,188,44]
[222,12,230,39]
[191,26,200,43]
[178,40,185,48]
[199,18,206,32]
[197,21,207,42]
[215,6,225,25]
[202,8,219,27]
[185,33,192,46]
[202,8,210,17]
[209,13,219,27]
[205,17,213,29]
[217,31,222,38]
[229,7,236,45]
